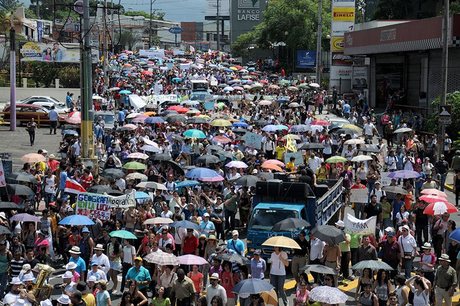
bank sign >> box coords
[230,0,267,43]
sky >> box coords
[123,0,208,22]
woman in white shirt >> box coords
[44,170,56,206]
[405,276,430,306]
[269,247,289,306]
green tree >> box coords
[231,0,331,58]
[426,91,460,140]
[117,30,142,50]
[59,65,80,88]
[29,62,58,87]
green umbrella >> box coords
[278,79,291,86]
[123,161,147,170]
[109,230,138,240]
[183,129,206,139]
[326,156,348,163]
[216,102,226,109]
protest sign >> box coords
[344,213,376,235]
[76,193,111,220]
[380,172,392,186]
[242,132,263,149]
[350,188,369,203]
[109,191,136,208]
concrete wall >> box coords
[0,88,81,103]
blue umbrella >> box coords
[277,97,290,103]
[176,180,201,188]
[145,117,165,124]
[450,228,460,243]
[172,77,183,83]
[185,168,220,180]
[59,215,95,226]
[183,129,206,139]
[233,121,248,128]
[119,90,131,95]
[388,170,421,179]
[63,129,79,136]
[135,191,150,200]
[232,278,274,295]
[290,125,309,133]
[170,220,200,231]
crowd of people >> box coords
[3,48,460,306]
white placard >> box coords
[344,213,376,235]
[350,188,369,203]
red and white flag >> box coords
[64,178,86,194]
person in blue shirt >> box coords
[199,213,215,236]
[117,108,126,126]
[125,257,151,296]
[58,164,68,199]
[65,92,74,109]
[68,246,87,280]
[392,193,404,227]
[342,101,351,119]
[226,230,245,256]
[49,106,59,135]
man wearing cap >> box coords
[292,231,309,284]
[87,262,107,282]
[378,231,400,278]
[199,213,215,236]
[79,227,94,268]
[170,269,195,306]
[125,257,151,297]
[91,244,110,275]
[398,224,417,279]
[68,246,87,281]
[226,230,245,256]
[434,254,457,306]
[206,273,227,306]
[3,278,33,306]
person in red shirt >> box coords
[81,168,93,190]
[47,154,60,173]
[182,229,198,255]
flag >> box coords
[0,161,5,187]
[189,45,195,53]
[65,178,86,194]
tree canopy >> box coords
[232,0,331,56]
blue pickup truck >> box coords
[246,178,344,258]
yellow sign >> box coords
[332,7,355,22]
[331,37,345,52]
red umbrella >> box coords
[176,107,190,114]
[419,195,448,204]
[423,201,458,215]
[65,111,81,124]
[311,119,331,126]
[142,70,153,76]
[213,135,232,144]
[168,105,182,111]
[420,188,448,198]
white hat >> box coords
[40,299,52,306]
[384,227,395,233]
[210,273,220,280]
[232,230,239,236]
[20,264,31,275]
[0,212,6,220]
[69,246,81,254]
[421,242,432,249]
[203,213,210,217]
[57,294,71,305]
[22,273,35,282]
[65,262,77,270]
[10,277,23,285]
[439,253,451,262]
[87,275,97,283]
[335,220,345,227]
[251,169,258,174]
[401,225,410,231]
[62,271,73,279]
[94,244,104,251]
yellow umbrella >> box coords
[260,290,278,306]
[197,114,211,119]
[211,119,232,127]
[143,111,156,116]
[262,236,301,249]
[229,66,239,71]
[341,124,362,133]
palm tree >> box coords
[117,30,142,50]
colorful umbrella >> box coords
[123,161,147,170]
[183,129,206,139]
[211,119,232,127]
[326,156,348,163]
[59,215,95,226]
[21,153,46,163]
[419,195,448,204]
[262,236,301,249]
[225,161,248,169]
[262,160,285,167]
[213,135,232,144]
[185,168,222,181]
[176,180,200,188]
[110,230,138,239]
[232,279,274,295]
[388,170,420,179]
[423,201,458,215]
[420,189,448,198]
[65,111,81,124]
[261,163,283,172]
[310,119,330,126]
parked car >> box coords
[20,96,65,107]
[3,104,66,126]
[93,111,115,130]
[29,101,69,113]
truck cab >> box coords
[246,178,344,259]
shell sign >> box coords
[332,7,355,22]
[331,37,345,52]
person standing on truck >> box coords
[269,247,289,306]
[292,230,309,285]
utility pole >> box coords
[110,0,114,53]
[315,0,323,85]
[216,0,220,51]
[102,0,109,87]
[149,0,152,48]
[9,17,16,131]
[81,0,94,159]
[438,0,450,160]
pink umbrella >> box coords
[419,195,448,204]
[213,135,232,144]
[424,201,458,215]
[65,111,81,124]
[263,159,285,167]
[122,124,138,130]
[200,175,225,182]
[311,119,330,126]
[233,86,244,91]
[177,254,209,265]
[420,188,448,198]
[132,115,148,123]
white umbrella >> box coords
[144,252,179,266]
[143,217,174,225]
[258,100,272,106]
[394,127,413,134]
[344,138,365,145]
[140,145,161,153]
[309,82,320,88]
[92,95,104,100]
[309,125,324,133]
[309,286,348,304]
[143,138,160,148]
[126,172,148,181]
[126,112,141,119]
[225,161,248,168]
[288,102,300,108]
[223,86,234,92]
[136,181,167,190]
[351,155,373,162]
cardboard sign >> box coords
[344,213,376,235]
[242,132,263,149]
[350,188,369,203]
[380,172,392,186]
[76,193,111,220]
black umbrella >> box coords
[233,175,261,187]
[301,264,337,275]
[196,154,221,166]
[161,110,178,116]
[311,225,345,245]
[299,143,324,150]
[101,168,125,180]
[188,117,209,124]
[7,172,37,184]
[170,135,184,142]
[0,226,11,235]
[162,160,185,175]
[217,253,250,265]
[215,151,233,161]
[233,128,247,134]
[272,218,310,231]
[7,184,34,197]
[0,202,24,210]
[152,153,172,161]
[206,145,224,153]
[87,185,115,194]
[166,115,187,124]
[360,145,381,153]
[255,120,269,126]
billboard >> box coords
[20,42,98,63]
[332,21,354,36]
[296,50,316,68]
[331,37,345,52]
[330,65,353,79]
[230,0,268,43]
[332,7,355,22]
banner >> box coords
[0,161,6,187]
[344,213,376,235]
[109,191,136,208]
[350,188,369,203]
[332,7,355,22]
[296,50,316,68]
[139,49,165,59]
[20,42,98,63]
[76,193,111,220]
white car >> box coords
[20,96,68,113]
